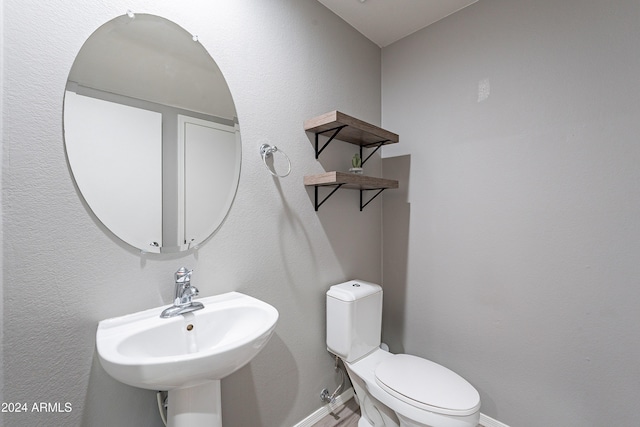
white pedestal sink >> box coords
[96,292,278,427]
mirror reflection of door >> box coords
[179,116,240,249]
[64,91,163,249]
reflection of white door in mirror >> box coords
[64,91,162,251]
[178,116,241,250]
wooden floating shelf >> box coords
[304,172,399,211]
[304,171,398,190]
[304,110,399,149]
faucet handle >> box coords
[175,267,193,284]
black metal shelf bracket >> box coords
[313,185,385,211]
[315,125,348,159]
[360,189,386,211]
[360,140,388,166]
[314,184,344,211]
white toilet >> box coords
[326,280,481,427]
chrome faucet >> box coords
[160,267,205,318]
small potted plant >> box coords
[349,153,363,174]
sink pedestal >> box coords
[167,381,222,427]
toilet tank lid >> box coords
[327,280,381,302]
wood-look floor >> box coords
[312,398,360,427]
[311,398,484,427]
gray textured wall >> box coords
[2,1,382,425]
[382,0,640,425]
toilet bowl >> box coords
[326,280,480,427]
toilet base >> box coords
[349,361,400,427]
[343,349,480,427]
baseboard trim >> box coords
[292,387,355,427]
[480,413,510,427]
[292,388,509,427]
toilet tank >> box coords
[326,280,382,363]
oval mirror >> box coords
[63,13,241,253]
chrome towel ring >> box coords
[260,143,291,178]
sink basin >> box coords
[96,292,279,390]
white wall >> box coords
[2,0,381,425]
[382,0,640,425]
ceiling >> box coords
[317,0,478,47]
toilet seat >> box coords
[375,354,481,417]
